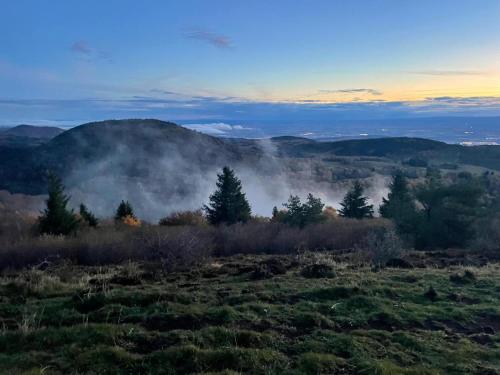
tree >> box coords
[79,203,99,228]
[281,193,325,228]
[338,181,374,219]
[115,200,135,222]
[38,173,79,235]
[413,178,484,249]
[379,172,417,236]
[204,166,251,225]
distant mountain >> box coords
[3,124,64,139]
[0,119,264,197]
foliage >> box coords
[277,194,325,228]
[413,178,485,249]
[204,167,251,225]
[115,200,135,222]
[79,203,99,228]
[159,210,207,226]
[338,180,374,219]
[121,214,141,227]
[38,173,79,235]
[379,172,417,239]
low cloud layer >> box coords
[319,88,382,96]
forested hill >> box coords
[2,119,500,195]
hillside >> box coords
[2,119,500,217]
[3,124,64,139]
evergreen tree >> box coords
[303,193,325,225]
[79,203,99,228]
[379,172,417,240]
[38,173,79,235]
[115,200,135,222]
[380,172,416,217]
[204,166,251,225]
[338,181,374,219]
[413,178,484,249]
[282,193,325,228]
[282,195,304,227]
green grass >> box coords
[0,255,499,374]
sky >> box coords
[0,0,499,127]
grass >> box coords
[0,254,498,374]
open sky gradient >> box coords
[0,0,499,126]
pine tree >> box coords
[79,203,99,228]
[379,172,415,219]
[115,200,135,222]
[204,166,251,225]
[282,194,325,227]
[38,173,79,235]
[338,180,374,219]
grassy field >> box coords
[0,253,499,374]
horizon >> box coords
[1,1,499,127]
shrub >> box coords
[159,210,207,226]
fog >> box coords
[62,127,389,222]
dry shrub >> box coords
[121,214,141,227]
[213,219,392,256]
[0,217,392,270]
[138,226,213,272]
[158,210,207,226]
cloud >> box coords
[318,88,382,96]
[184,28,233,49]
[70,40,92,55]
[70,40,112,62]
[410,70,486,76]
[183,122,251,135]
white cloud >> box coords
[182,122,251,135]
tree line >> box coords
[38,166,493,249]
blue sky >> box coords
[0,0,499,126]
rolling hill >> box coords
[2,124,64,139]
[1,119,500,212]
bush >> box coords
[159,210,207,226]
[0,218,392,270]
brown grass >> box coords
[0,217,392,270]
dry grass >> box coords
[0,217,393,270]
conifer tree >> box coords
[204,166,251,225]
[79,203,99,228]
[38,173,79,235]
[379,172,415,219]
[338,180,374,219]
[115,200,135,222]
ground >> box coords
[0,253,499,374]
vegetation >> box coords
[273,194,325,228]
[115,200,135,222]
[0,253,498,374]
[204,166,251,225]
[159,210,207,226]
[339,181,374,219]
[79,203,99,228]
[38,173,79,235]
